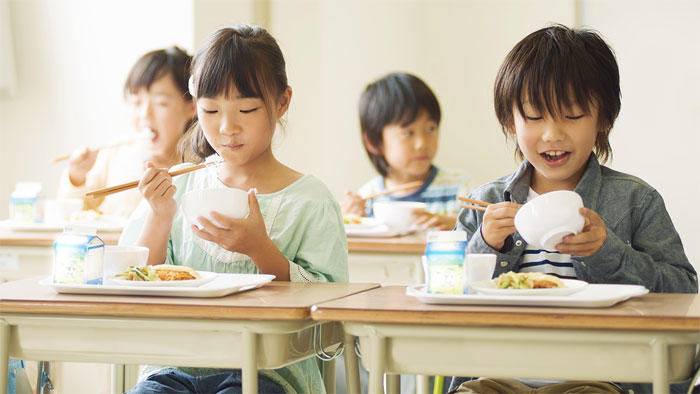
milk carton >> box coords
[9,182,45,223]
[52,226,104,285]
[424,231,467,294]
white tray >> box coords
[40,273,275,298]
[406,283,649,308]
[0,218,126,233]
[345,218,417,237]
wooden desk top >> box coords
[347,232,426,254]
[0,278,379,321]
[0,229,120,246]
[311,286,700,332]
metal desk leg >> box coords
[344,334,360,394]
[385,374,400,394]
[321,358,336,394]
[242,331,258,394]
[416,374,430,394]
[651,338,670,394]
[111,364,125,394]
[369,336,386,394]
[0,321,9,394]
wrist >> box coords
[68,171,86,187]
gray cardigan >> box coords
[457,155,697,293]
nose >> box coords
[414,133,426,150]
[138,100,152,121]
[541,120,566,142]
[219,113,241,136]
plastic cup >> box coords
[463,253,497,293]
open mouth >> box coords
[540,150,570,165]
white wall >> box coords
[1,0,698,271]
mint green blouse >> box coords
[119,163,348,393]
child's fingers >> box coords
[247,189,262,220]
[191,224,217,243]
[209,211,243,228]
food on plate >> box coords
[69,209,103,222]
[153,264,201,280]
[115,264,200,281]
[494,271,564,289]
[343,214,363,225]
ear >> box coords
[276,86,292,118]
[185,98,196,119]
[362,133,382,155]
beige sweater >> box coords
[57,144,147,219]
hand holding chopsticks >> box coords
[361,180,423,201]
[458,196,492,212]
[85,161,217,198]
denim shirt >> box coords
[457,154,698,293]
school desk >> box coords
[347,232,426,286]
[0,229,120,282]
[0,278,379,394]
[311,286,700,394]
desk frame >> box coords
[343,322,699,394]
[0,314,341,394]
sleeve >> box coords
[56,149,112,211]
[288,199,348,283]
[577,189,698,293]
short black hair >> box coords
[123,46,192,101]
[494,24,621,163]
[359,72,441,177]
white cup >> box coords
[463,253,497,292]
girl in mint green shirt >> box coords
[120,24,347,394]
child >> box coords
[57,46,195,218]
[119,25,348,393]
[451,24,697,393]
[341,72,470,230]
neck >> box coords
[216,148,280,191]
[385,167,431,189]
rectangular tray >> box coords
[40,273,275,298]
[406,283,649,308]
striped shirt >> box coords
[358,166,471,217]
[517,188,577,280]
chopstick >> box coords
[53,140,133,163]
[458,196,492,212]
[457,196,492,207]
[85,162,214,198]
[361,181,423,201]
[460,203,487,212]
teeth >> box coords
[544,151,566,159]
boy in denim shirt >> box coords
[452,24,697,393]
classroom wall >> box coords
[1,0,698,272]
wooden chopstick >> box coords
[53,140,134,163]
[85,162,212,198]
[460,203,487,212]
[361,180,423,201]
[458,196,492,207]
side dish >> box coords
[116,264,201,281]
[494,271,564,289]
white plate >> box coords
[108,270,217,287]
[406,283,649,308]
[345,218,417,237]
[470,278,588,296]
[40,273,275,298]
[0,217,127,232]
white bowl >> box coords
[514,190,585,251]
[373,201,426,229]
[103,245,149,282]
[181,187,249,228]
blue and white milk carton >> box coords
[424,230,467,294]
[9,182,45,223]
[53,226,104,285]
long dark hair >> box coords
[180,24,288,162]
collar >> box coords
[504,154,601,210]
